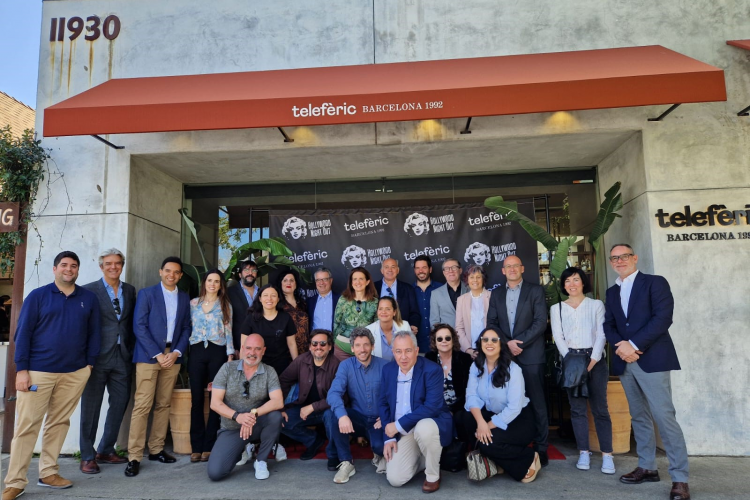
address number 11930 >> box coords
[49,15,121,42]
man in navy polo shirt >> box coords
[3,251,100,500]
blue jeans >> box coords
[326,408,384,462]
[281,406,336,455]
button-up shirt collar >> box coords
[242,284,259,306]
[616,270,639,316]
[312,292,333,331]
[161,282,179,342]
[101,277,123,321]
[505,281,522,336]
[381,280,397,299]
[394,366,414,434]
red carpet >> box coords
[283,442,565,460]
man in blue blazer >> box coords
[374,259,420,334]
[125,257,191,478]
[307,267,340,331]
[379,331,451,493]
[604,244,689,500]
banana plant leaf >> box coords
[549,235,577,281]
[589,182,623,253]
[178,208,210,270]
[485,196,559,250]
[223,238,294,278]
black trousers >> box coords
[455,406,536,481]
[188,342,226,453]
[519,362,548,451]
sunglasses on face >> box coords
[480,337,500,344]
[310,340,329,347]
[436,336,452,343]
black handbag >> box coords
[440,439,468,472]
[555,303,590,398]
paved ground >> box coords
[1,444,746,500]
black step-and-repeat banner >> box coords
[269,202,539,296]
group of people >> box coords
[2,244,691,500]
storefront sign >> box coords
[0,203,20,232]
[270,202,539,295]
[655,204,750,242]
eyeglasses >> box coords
[609,253,634,263]
[393,348,415,356]
[243,269,259,275]
[442,266,460,272]
[436,336,452,343]
[112,298,121,315]
[355,300,362,313]
[503,264,522,270]
[315,278,332,283]
[310,340,329,347]
[242,380,250,399]
[480,337,500,344]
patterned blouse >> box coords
[189,298,234,356]
[282,302,310,355]
[333,298,378,355]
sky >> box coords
[1,1,43,108]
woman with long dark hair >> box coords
[333,267,378,360]
[240,284,298,376]
[188,270,234,463]
[456,327,541,483]
[277,270,311,355]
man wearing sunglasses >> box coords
[207,334,284,481]
[604,244,689,500]
[278,329,340,461]
[79,249,137,474]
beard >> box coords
[242,275,256,287]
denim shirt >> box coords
[189,298,234,355]
[465,360,529,430]
[327,355,389,419]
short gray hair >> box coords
[610,243,634,253]
[392,330,418,349]
[349,327,374,347]
[98,248,125,267]
[314,267,333,279]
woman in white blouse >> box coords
[366,296,410,361]
[456,327,541,483]
[550,267,614,475]
[455,265,491,358]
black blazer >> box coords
[486,280,547,365]
[83,279,136,366]
[307,292,340,330]
[425,349,472,413]
[374,279,420,328]
[227,283,254,351]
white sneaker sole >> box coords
[602,468,616,475]
[576,464,590,470]
[333,469,356,484]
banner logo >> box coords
[341,245,368,270]
[292,102,357,118]
[464,242,492,266]
[282,217,308,240]
[491,242,517,263]
[403,213,431,236]
[404,245,450,261]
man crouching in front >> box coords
[207,333,283,481]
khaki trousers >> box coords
[5,367,90,489]
[127,362,180,461]
[385,418,442,487]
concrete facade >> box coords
[25,0,750,454]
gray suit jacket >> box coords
[83,279,136,368]
[429,282,470,328]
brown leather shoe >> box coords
[201,452,211,462]
[670,482,690,500]
[96,452,127,464]
[620,467,660,484]
[190,453,202,463]
[1,487,25,500]
[37,474,72,489]
[422,477,440,494]
[80,460,100,474]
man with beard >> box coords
[228,260,259,350]
[207,334,284,481]
[412,256,442,352]
[278,329,340,460]
[3,251,100,500]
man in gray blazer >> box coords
[429,258,469,328]
[79,248,137,474]
[486,255,549,465]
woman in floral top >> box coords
[277,270,310,355]
[188,270,234,463]
[333,267,378,360]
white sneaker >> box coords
[254,460,270,480]
[333,461,356,484]
[236,443,255,465]
[576,451,592,470]
[273,443,287,462]
[371,454,387,474]
[601,454,616,475]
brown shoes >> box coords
[37,474,72,489]
[619,467,661,484]
[96,452,128,464]
[80,460,100,474]
[190,453,202,463]
[422,476,441,493]
[670,482,691,500]
[201,452,211,462]
[1,487,24,500]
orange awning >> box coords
[43,45,726,137]
[727,40,750,51]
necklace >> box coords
[439,354,451,370]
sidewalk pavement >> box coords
[1,448,746,500]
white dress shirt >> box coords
[550,297,606,361]
[390,366,414,439]
[616,270,640,350]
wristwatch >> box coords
[231,411,239,421]
[250,408,258,416]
